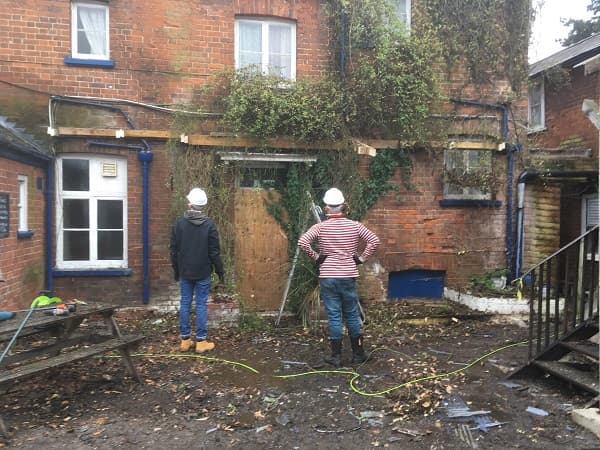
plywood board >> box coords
[233,189,289,310]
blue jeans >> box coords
[319,278,362,340]
[179,277,211,340]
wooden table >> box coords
[0,303,144,436]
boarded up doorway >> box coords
[233,166,289,310]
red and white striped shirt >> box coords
[298,214,380,278]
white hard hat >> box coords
[323,188,345,206]
[186,188,207,207]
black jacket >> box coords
[169,211,224,281]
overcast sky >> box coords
[529,0,594,62]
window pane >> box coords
[239,22,262,68]
[63,159,89,191]
[98,231,123,260]
[239,167,286,189]
[269,24,290,54]
[77,6,107,56]
[64,230,89,260]
[77,29,91,54]
[445,150,463,170]
[240,22,261,52]
[530,105,541,127]
[269,24,291,77]
[396,0,409,25]
[63,199,89,228]
[98,200,123,229]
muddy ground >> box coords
[2,300,599,449]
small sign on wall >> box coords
[0,193,8,238]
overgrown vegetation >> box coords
[427,0,531,93]
[469,268,513,296]
[166,0,531,316]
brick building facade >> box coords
[523,35,599,277]
[0,125,50,310]
[0,0,528,311]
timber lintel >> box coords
[50,127,503,152]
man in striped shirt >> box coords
[298,188,380,367]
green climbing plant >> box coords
[426,0,531,93]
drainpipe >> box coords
[45,159,54,295]
[449,99,515,275]
[515,169,598,278]
[505,143,521,279]
[87,140,153,305]
[137,150,153,305]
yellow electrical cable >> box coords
[347,340,528,397]
[128,352,260,374]
[103,340,527,397]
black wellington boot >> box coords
[350,335,370,364]
[324,339,342,368]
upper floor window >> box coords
[71,1,110,60]
[17,175,28,232]
[56,156,127,270]
[443,149,493,200]
[396,0,411,29]
[235,18,296,80]
[528,76,545,131]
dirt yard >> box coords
[2,300,599,449]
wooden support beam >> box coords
[52,128,503,151]
[56,127,177,139]
[185,134,348,150]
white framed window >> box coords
[71,1,110,60]
[528,76,545,131]
[396,0,411,29]
[17,175,28,232]
[56,156,127,269]
[235,18,296,79]
[443,149,493,200]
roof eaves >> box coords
[529,32,600,77]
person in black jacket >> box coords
[169,188,225,353]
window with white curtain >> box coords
[235,18,296,79]
[395,0,411,29]
[71,1,110,60]
[56,156,127,269]
[17,175,28,232]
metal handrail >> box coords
[521,225,599,279]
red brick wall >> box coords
[0,1,528,303]
[0,157,47,311]
[532,66,599,162]
[361,148,510,293]
[0,0,331,104]
[52,141,175,305]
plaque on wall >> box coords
[0,193,8,238]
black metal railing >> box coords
[521,225,599,360]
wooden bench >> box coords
[0,304,145,437]
[0,334,144,389]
